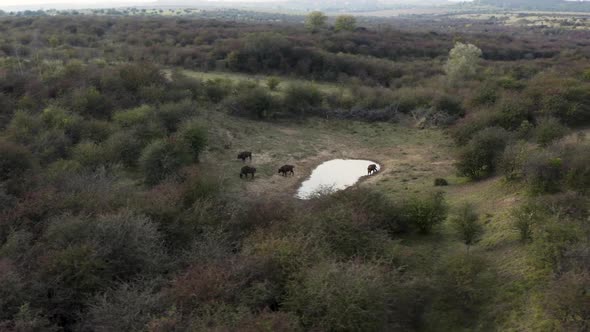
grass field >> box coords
[180,69,351,96]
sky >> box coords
[0,0,460,11]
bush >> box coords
[403,192,448,234]
[530,220,580,272]
[103,131,144,168]
[0,140,34,194]
[266,77,281,91]
[140,138,192,185]
[71,141,106,168]
[500,141,529,181]
[0,259,26,320]
[0,140,33,182]
[226,87,276,119]
[427,252,493,330]
[541,271,590,331]
[82,281,166,332]
[564,145,590,193]
[283,83,323,117]
[157,99,196,132]
[523,151,564,194]
[456,127,511,180]
[511,203,543,243]
[177,119,207,162]
[314,203,391,259]
[284,262,393,331]
[533,117,568,147]
[450,203,483,246]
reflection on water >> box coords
[297,159,380,200]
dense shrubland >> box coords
[0,13,589,331]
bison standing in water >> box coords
[240,166,256,179]
[278,165,295,176]
[368,164,378,175]
[237,151,252,162]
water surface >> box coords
[297,159,380,199]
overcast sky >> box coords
[0,0,460,11]
[1,0,154,6]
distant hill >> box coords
[480,0,590,11]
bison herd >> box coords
[238,151,295,180]
[237,151,379,180]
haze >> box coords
[0,0,455,11]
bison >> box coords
[368,164,378,175]
[278,165,295,176]
[240,166,256,179]
[237,151,252,162]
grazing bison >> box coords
[237,151,252,162]
[368,164,378,175]
[278,165,295,176]
[240,166,256,179]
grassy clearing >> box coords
[180,69,352,96]
[195,110,455,200]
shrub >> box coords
[427,252,493,329]
[177,120,207,162]
[450,203,483,246]
[403,192,448,234]
[71,141,106,168]
[432,94,464,117]
[226,87,276,119]
[140,138,192,185]
[204,78,233,103]
[103,131,144,168]
[83,281,166,332]
[0,259,26,320]
[284,262,392,331]
[533,117,568,147]
[69,86,112,119]
[530,220,580,272]
[500,141,529,181]
[450,111,501,145]
[511,203,543,243]
[283,83,323,117]
[314,203,391,258]
[456,127,511,180]
[0,140,34,194]
[0,140,33,182]
[541,271,590,332]
[266,77,281,91]
[565,145,590,193]
[157,99,195,132]
[496,94,533,130]
[523,151,564,194]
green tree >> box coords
[266,77,281,91]
[404,192,449,234]
[140,138,192,185]
[450,203,483,246]
[305,11,327,32]
[334,15,357,32]
[178,119,207,162]
[444,42,482,84]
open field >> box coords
[179,69,351,96]
[195,110,455,199]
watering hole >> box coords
[296,159,381,200]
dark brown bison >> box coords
[237,151,252,162]
[240,166,256,179]
[368,164,378,175]
[278,165,295,176]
